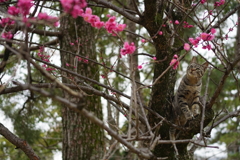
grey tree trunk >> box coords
[60,15,104,160]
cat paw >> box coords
[184,112,194,120]
[185,114,194,121]
[193,113,200,117]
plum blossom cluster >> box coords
[200,0,225,6]
[0,18,15,27]
[183,21,194,28]
[161,20,194,31]
[120,42,136,56]
[104,15,126,35]
[60,3,129,57]
[1,0,59,29]
[6,0,33,17]
[37,12,59,27]
[80,8,126,36]
[170,54,179,70]
[75,56,89,64]
[60,2,127,36]
[184,28,216,51]
[82,8,104,29]
[37,47,55,71]
[1,31,13,39]
[60,0,87,18]
[137,57,157,70]
[214,0,225,7]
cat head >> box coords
[187,57,208,79]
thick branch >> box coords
[0,123,40,160]
[6,81,148,126]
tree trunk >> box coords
[141,1,214,159]
[60,15,104,160]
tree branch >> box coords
[90,0,140,23]
[12,82,156,159]
[0,123,40,160]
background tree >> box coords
[0,0,239,160]
[60,10,104,160]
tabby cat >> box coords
[169,56,208,155]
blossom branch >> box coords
[90,0,140,23]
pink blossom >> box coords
[8,6,20,16]
[71,5,84,18]
[170,54,179,70]
[94,21,104,29]
[82,13,92,22]
[60,0,87,18]
[120,42,136,56]
[214,0,225,7]
[175,20,179,25]
[103,16,126,35]
[84,59,89,63]
[202,44,212,50]
[209,10,213,15]
[37,12,59,26]
[39,46,44,53]
[137,65,143,69]
[183,43,190,51]
[200,33,214,41]
[101,75,106,79]
[38,12,48,20]
[225,34,228,40]
[158,31,163,35]
[200,0,207,4]
[1,31,13,39]
[189,37,200,47]
[152,57,157,60]
[0,18,15,27]
[46,67,55,71]
[141,39,146,43]
[0,0,7,2]
[88,15,100,27]
[108,16,116,23]
[116,24,126,32]
[183,21,194,28]
[105,21,117,34]
[210,28,216,34]
[85,7,92,15]
[17,0,33,16]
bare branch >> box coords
[90,0,140,23]
[0,123,41,160]
[13,82,156,159]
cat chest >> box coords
[179,84,201,100]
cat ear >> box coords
[202,62,209,71]
[191,56,197,63]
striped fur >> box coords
[169,57,208,155]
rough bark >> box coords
[60,15,104,160]
[0,123,40,160]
